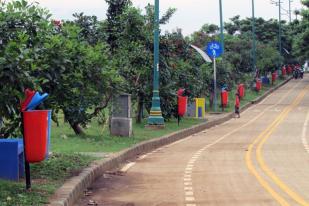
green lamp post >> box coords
[148,0,164,127]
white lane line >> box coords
[184,182,192,186]
[185,191,194,196]
[120,162,136,172]
[184,178,191,181]
[302,109,309,154]
[185,196,195,201]
[186,204,197,206]
[184,187,193,191]
[184,175,191,178]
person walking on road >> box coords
[235,92,240,118]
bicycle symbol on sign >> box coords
[205,41,222,59]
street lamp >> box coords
[252,0,257,71]
[289,0,293,23]
[271,0,283,56]
[147,0,164,127]
[219,0,224,54]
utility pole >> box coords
[219,0,224,54]
[214,0,224,113]
[279,0,282,56]
[271,0,283,56]
[251,0,256,71]
[289,0,293,23]
[147,0,164,127]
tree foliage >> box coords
[0,0,121,136]
[293,0,309,63]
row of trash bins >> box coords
[177,68,289,117]
[21,89,51,163]
[177,83,246,116]
[221,83,245,108]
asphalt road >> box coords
[77,76,309,206]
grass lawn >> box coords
[51,118,205,153]
[0,153,95,206]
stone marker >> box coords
[110,94,133,137]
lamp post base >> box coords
[147,111,165,128]
[147,91,165,127]
[145,123,165,130]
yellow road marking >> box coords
[256,87,309,206]
[246,84,309,206]
[183,80,299,206]
[246,107,291,206]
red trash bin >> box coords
[178,96,188,117]
[272,72,277,83]
[20,89,36,112]
[221,90,228,107]
[23,110,49,163]
[238,84,245,98]
[287,66,292,74]
[256,79,262,91]
[282,67,287,76]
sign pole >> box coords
[21,113,31,190]
[214,57,217,112]
[205,41,222,113]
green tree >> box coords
[105,0,131,52]
[293,0,309,63]
[0,0,122,136]
[37,24,122,135]
[0,0,52,137]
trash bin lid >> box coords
[26,92,49,110]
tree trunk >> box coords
[69,122,85,135]
[136,94,144,124]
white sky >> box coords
[30,0,303,36]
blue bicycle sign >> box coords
[205,41,223,59]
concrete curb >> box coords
[48,77,292,206]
